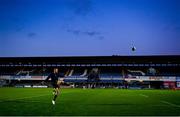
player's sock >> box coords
[53,94,57,101]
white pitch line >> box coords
[161,100,180,108]
[139,94,149,98]
[0,94,50,103]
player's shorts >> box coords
[52,82,59,88]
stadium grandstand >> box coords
[0,55,180,89]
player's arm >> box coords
[42,73,51,85]
[45,73,51,82]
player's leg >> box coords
[52,87,59,104]
[54,87,59,99]
[52,82,59,104]
[52,87,55,105]
[53,88,56,95]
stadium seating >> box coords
[1,66,180,89]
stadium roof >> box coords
[0,56,180,67]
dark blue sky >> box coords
[0,0,180,57]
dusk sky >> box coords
[0,0,180,57]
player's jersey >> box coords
[45,73,64,84]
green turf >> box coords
[0,88,180,116]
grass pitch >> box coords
[0,88,180,116]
